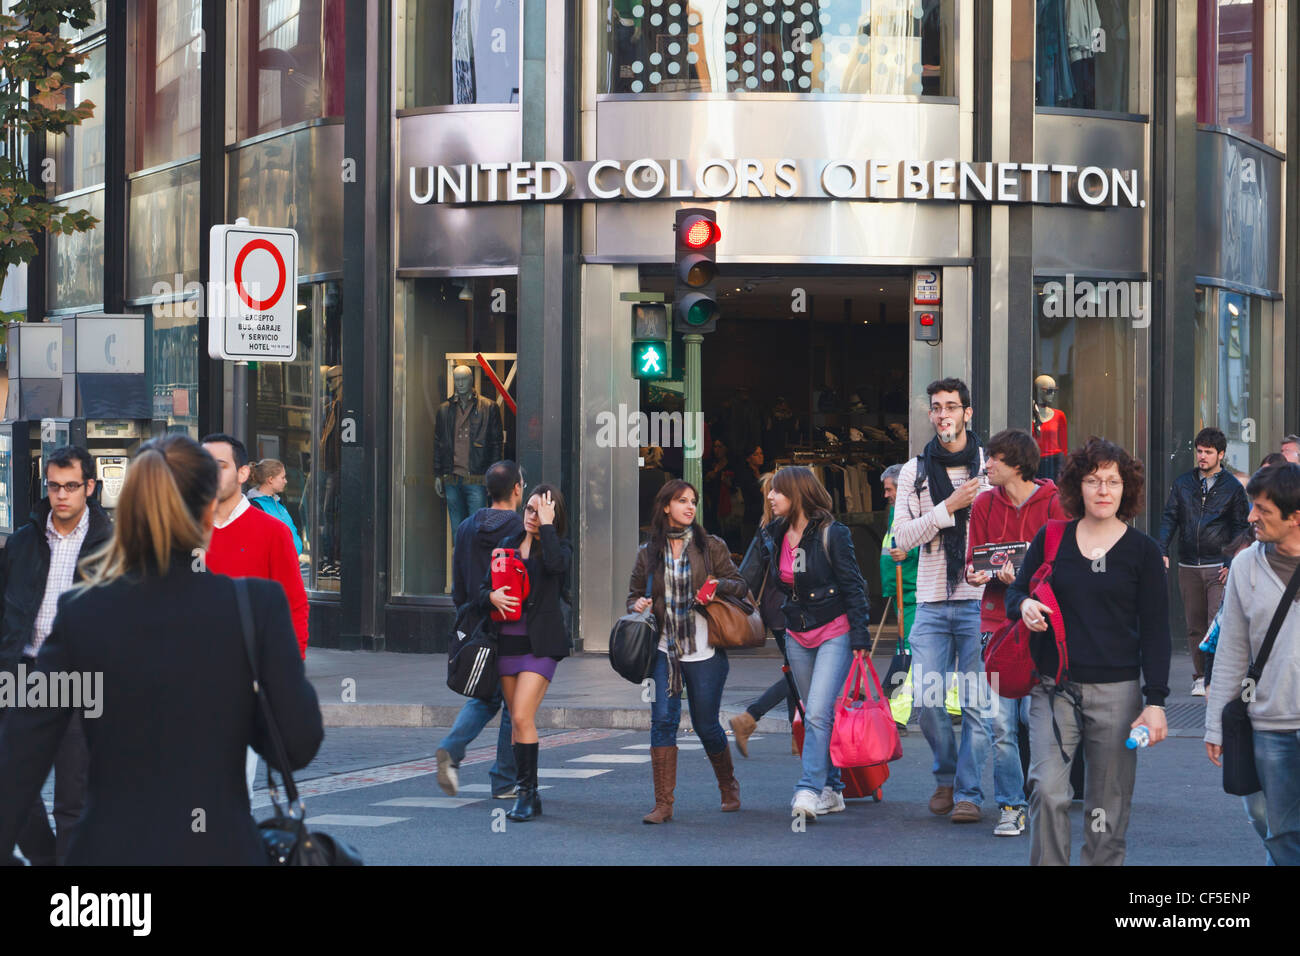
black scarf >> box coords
[921,430,983,597]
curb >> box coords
[320,702,792,734]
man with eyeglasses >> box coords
[0,445,111,865]
[892,378,993,824]
[1157,427,1249,697]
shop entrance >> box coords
[635,268,914,598]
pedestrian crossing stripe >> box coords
[568,754,652,763]
[537,768,611,779]
[305,814,409,827]
[457,784,553,793]
[372,797,484,808]
[622,743,704,751]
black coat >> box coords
[0,499,113,674]
[1157,469,1250,566]
[434,394,504,478]
[747,516,871,649]
[0,562,323,865]
[738,530,786,631]
[477,524,573,660]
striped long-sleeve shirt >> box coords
[891,453,990,605]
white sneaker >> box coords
[791,789,820,823]
[1191,678,1206,697]
[436,748,459,796]
[815,786,846,815]
[993,805,1027,836]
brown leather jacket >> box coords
[625,529,748,630]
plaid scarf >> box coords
[661,527,696,697]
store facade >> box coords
[4,1,1297,652]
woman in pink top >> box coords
[749,466,872,822]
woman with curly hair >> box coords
[1005,437,1171,865]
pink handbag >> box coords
[829,651,903,768]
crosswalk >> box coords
[294,730,757,829]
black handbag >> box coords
[1221,560,1300,796]
[447,603,500,700]
[609,572,658,684]
[234,580,363,866]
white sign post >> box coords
[208,218,299,361]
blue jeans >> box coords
[992,693,1031,809]
[909,600,992,804]
[649,649,729,753]
[785,632,853,796]
[438,688,516,795]
[445,481,488,533]
[1243,791,1275,866]
[1252,729,1300,866]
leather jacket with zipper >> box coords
[434,393,504,478]
[1157,469,1250,567]
[745,515,871,648]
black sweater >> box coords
[1005,520,1171,706]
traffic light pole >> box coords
[683,333,703,490]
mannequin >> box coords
[434,365,505,532]
[1033,374,1069,480]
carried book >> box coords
[971,541,1029,575]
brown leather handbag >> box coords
[697,591,766,649]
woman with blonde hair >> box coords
[745,466,871,821]
[0,435,323,864]
[247,458,303,554]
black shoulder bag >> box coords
[1221,561,1300,796]
[234,580,363,866]
[609,571,658,684]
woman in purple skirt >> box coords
[479,483,572,822]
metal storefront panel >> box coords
[1195,128,1282,296]
[397,111,522,272]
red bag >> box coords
[489,548,530,622]
[983,519,1069,699]
[791,711,888,801]
[829,652,903,768]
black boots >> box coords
[506,742,541,821]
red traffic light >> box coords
[680,215,721,249]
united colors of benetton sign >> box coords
[409,158,1144,209]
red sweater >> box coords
[207,503,310,658]
[966,479,1067,631]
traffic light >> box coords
[631,301,671,380]
[673,208,721,334]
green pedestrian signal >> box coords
[630,301,672,380]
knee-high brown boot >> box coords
[642,745,677,824]
[707,747,741,811]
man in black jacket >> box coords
[435,460,524,799]
[1158,427,1250,696]
[0,445,112,865]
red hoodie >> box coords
[966,479,1068,631]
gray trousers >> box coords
[1027,678,1142,866]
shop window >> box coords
[601,0,954,96]
[1197,0,1263,141]
[392,277,517,597]
[1194,286,1265,473]
[46,41,106,195]
[233,0,346,141]
[48,188,104,312]
[1035,0,1138,112]
[149,298,200,439]
[127,161,201,300]
[397,0,520,107]
[246,280,342,593]
[1033,276,1144,470]
[127,0,203,172]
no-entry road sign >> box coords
[208,221,299,361]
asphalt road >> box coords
[249,724,1266,866]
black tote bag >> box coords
[609,572,657,684]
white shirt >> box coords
[213,494,251,530]
[27,507,91,657]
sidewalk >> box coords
[308,644,1207,735]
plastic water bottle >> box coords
[1126,726,1150,750]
